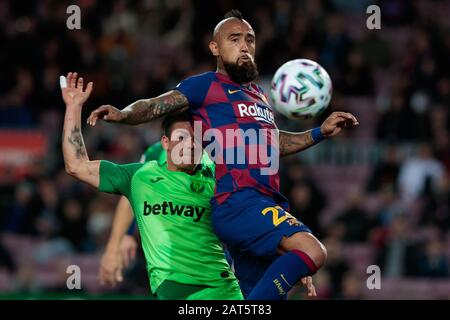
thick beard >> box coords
[223,60,259,84]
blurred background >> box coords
[0,0,449,299]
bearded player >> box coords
[87,10,358,299]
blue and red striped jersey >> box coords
[175,71,286,205]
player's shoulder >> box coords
[139,159,161,171]
[175,72,218,107]
[177,71,216,86]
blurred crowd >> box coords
[0,0,449,299]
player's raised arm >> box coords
[278,111,359,157]
[61,72,100,188]
[86,90,189,126]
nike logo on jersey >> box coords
[228,89,241,94]
[150,177,164,183]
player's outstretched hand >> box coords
[60,72,93,107]
[320,112,359,138]
[87,104,126,126]
[120,235,138,268]
[98,248,124,288]
[300,276,317,297]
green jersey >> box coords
[99,159,238,294]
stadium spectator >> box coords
[366,145,401,193]
[397,144,446,202]
[4,181,43,236]
[321,237,349,298]
[338,48,375,96]
[333,192,374,243]
[376,214,420,278]
[57,198,88,251]
[417,236,449,278]
[337,272,365,300]
[0,241,16,274]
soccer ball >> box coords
[270,59,332,119]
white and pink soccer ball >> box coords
[270,59,333,120]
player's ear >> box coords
[209,41,219,57]
[161,136,170,151]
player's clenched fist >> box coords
[87,105,126,126]
[60,72,93,107]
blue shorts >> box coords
[211,188,312,296]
